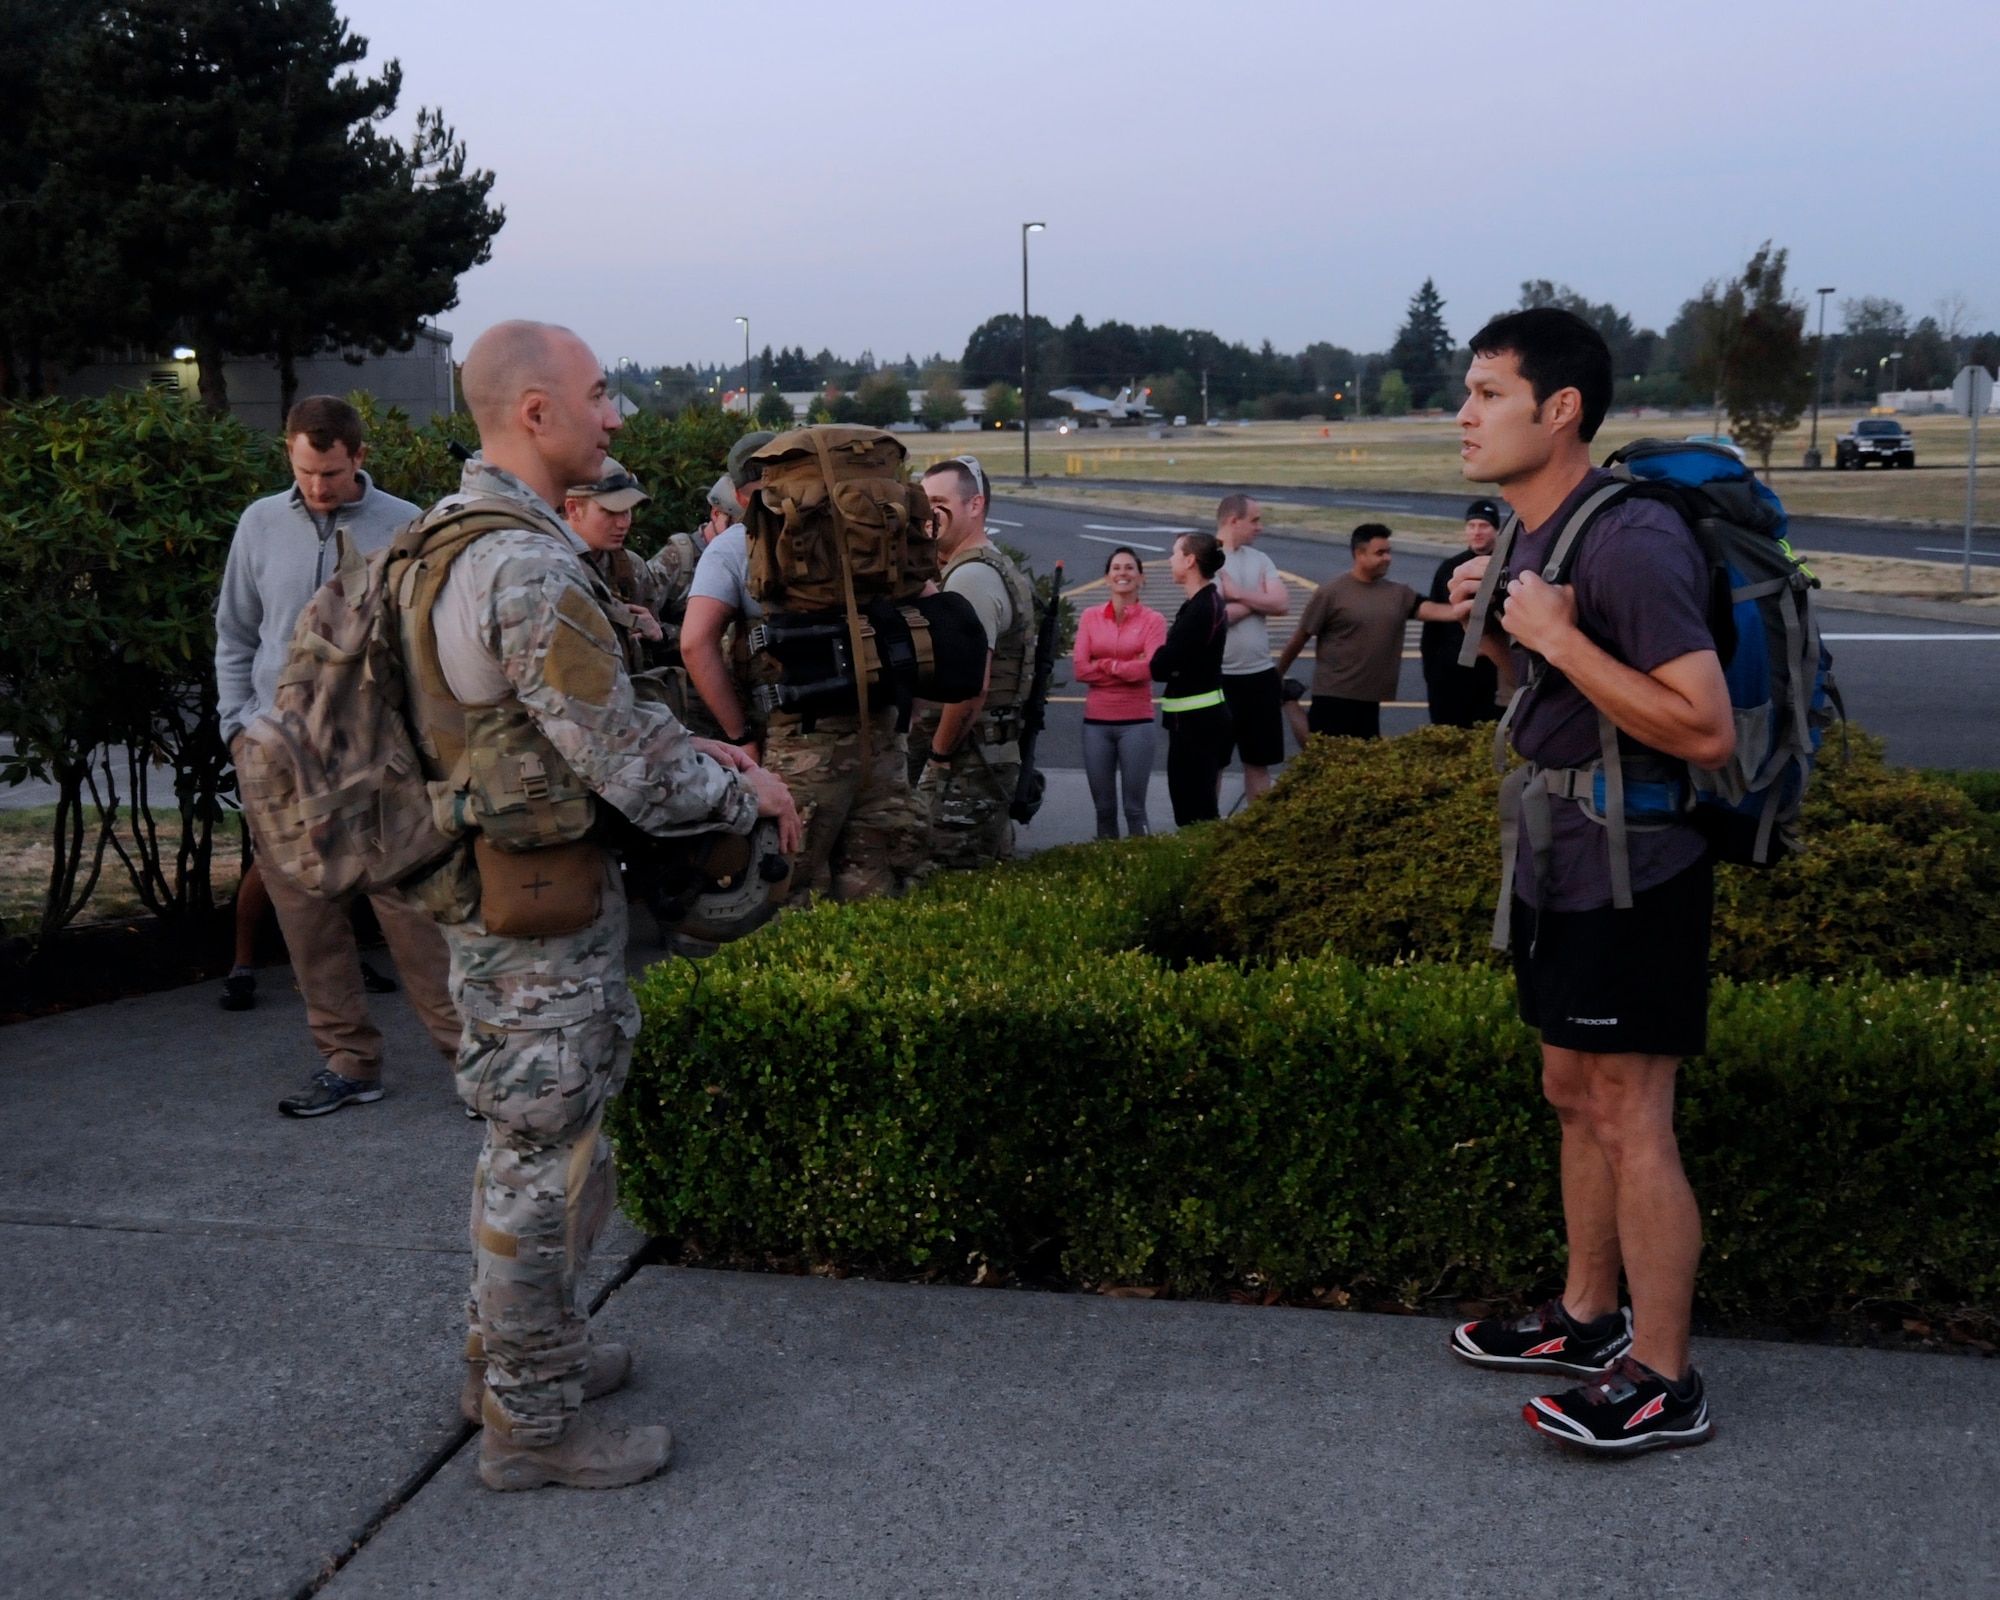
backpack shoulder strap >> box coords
[1540,479,1630,587]
[391,497,576,777]
[1455,510,1519,670]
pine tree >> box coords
[1388,279,1455,408]
[25,0,502,414]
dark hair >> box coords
[1466,307,1614,442]
[1350,522,1392,553]
[1177,530,1225,578]
[1103,545,1144,576]
[921,460,982,503]
[284,395,364,455]
[1216,491,1255,526]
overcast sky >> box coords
[337,0,1999,371]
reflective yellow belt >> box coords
[1160,688,1225,713]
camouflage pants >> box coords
[917,742,1019,871]
[763,708,926,903]
[442,850,637,1446]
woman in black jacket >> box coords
[1150,531,1233,825]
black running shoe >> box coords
[219,972,257,1011]
[1450,1298,1632,1377]
[278,1069,385,1118]
[1525,1356,1714,1456]
[359,962,398,995]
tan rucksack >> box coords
[743,426,939,611]
[235,498,563,900]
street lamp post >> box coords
[1021,221,1045,485]
[1890,349,1904,396]
[1806,287,1835,467]
[735,316,751,418]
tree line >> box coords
[0,0,501,417]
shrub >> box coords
[0,391,278,939]
[613,838,2000,1326]
[1181,725,2000,981]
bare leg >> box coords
[233,859,270,969]
[1282,701,1309,750]
[1241,763,1272,801]
[1544,1044,1701,1379]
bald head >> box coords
[462,320,586,433]
[459,320,620,508]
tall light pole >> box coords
[1806,287,1835,467]
[1890,348,1904,396]
[1021,221,1045,485]
[735,316,750,418]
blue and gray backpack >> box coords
[1460,439,1842,946]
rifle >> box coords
[1009,560,1063,824]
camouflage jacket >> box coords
[426,460,756,839]
[585,531,702,640]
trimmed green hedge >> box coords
[1180,726,2000,980]
[614,837,2000,1326]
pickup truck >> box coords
[1836,417,1915,469]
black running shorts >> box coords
[1511,854,1713,1057]
[1221,668,1286,767]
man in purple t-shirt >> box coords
[1442,309,1735,1457]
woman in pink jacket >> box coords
[1070,546,1168,838]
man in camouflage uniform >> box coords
[911,457,1037,869]
[682,433,927,903]
[563,459,736,737]
[423,321,800,1492]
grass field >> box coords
[915,411,2000,527]
[0,805,245,933]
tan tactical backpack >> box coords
[236,498,585,902]
[743,426,938,611]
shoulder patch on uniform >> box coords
[546,583,620,704]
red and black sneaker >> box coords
[1450,1298,1632,1378]
[1524,1356,1714,1456]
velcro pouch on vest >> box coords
[473,836,603,938]
[462,704,596,851]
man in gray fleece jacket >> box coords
[215,395,460,1118]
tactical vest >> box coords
[392,499,608,856]
[946,544,1037,743]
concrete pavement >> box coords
[3,912,1997,1597]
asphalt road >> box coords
[1049,475,2000,564]
[992,495,2000,775]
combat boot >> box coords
[476,1392,672,1491]
[460,1338,632,1424]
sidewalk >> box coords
[3,901,1994,1598]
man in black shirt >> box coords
[1420,499,1503,727]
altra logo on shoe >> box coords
[1624,1394,1667,1429]
[1523,1337,1568,1357]
[1567,1016,1619,1026]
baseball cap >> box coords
[726,430,778,488]
[566,457,649,512]
[1464,497,1504,528]
[707,473,743,521]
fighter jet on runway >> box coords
[1046,383,1160,424]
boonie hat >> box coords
[726,430,778,488]
[707,473,743,522]
[567,457,649,512]
[1464,497,1504,528]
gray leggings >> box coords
[1081,719,1157,839]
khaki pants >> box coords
[260,864,460,1081]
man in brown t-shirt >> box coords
[1277,523,1465,738]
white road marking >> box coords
[986,517,1025,527]
[1821,633,2000,641]
[1082,522,1196,535]
[1912,547,2000,562]
[1080,533,1167,551]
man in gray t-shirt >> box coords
[1214,494,1290,799]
